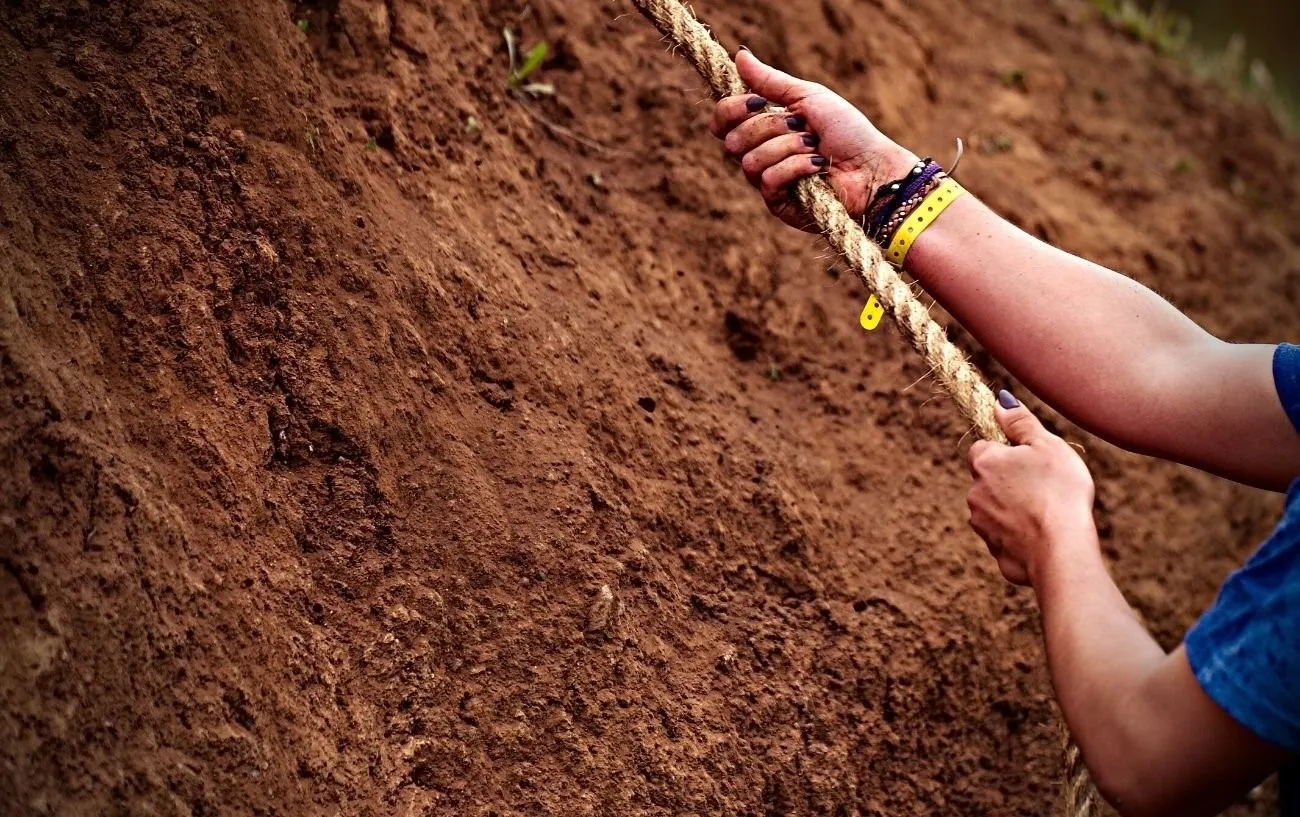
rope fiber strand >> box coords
[626,0,1098,814]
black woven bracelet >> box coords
[866,158,943,239]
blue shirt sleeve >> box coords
[1185,482,1300,752]
[1183,345,1300,810]
[1277,343,1300,433]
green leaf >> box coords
[509,41,549,89]
[296,18,310,32]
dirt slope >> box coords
[1,0,1296,814]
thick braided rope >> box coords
[630,0,1003,444]
[628,1,1097,814]
[1064,736,1099,816]
[793,183,1003,443]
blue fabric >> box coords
[1278,344,1300,434]
[1186,482,1300,811]
[1185,345,1300,813]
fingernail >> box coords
[810,155,828,168]
[738,45,752,53]
[785,114,806,131]
[746,96,768,112]
[997,389,1021,409]
[802,133,820,148]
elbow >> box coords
[1066,336,1223,460]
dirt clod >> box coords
[585,583,619,637]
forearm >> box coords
[1033,524,1284,816]
[906,193,1298,489]
[1032,524,1168,811]
[710,69,1297,485]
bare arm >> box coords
[909,195,1298,491]
[967,399,1292,817]
[714,51,1300,491]
[1035,526,1288,817]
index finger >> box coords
[966,439,1004,476]
[709,94,768,139]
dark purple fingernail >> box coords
[997,389,1021,409]
[746,96,768,112]
[810,155,828,168]
[786,114,806,131]
[802,133,820,148]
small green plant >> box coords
[1186,36,1298,131]
[1171,156,1195,175]
[978,133,1015,155]
[1004,69,1028,92]
[499,27,616,152]
[296,18,310,32]
[1089,6,1296,131]
[503,28,554,96]
[1092,87,1110,103]
[463,115,480,134]
[1091,0,1191,54]
[765,365,782,382]
[305,125,321,152]
[365,136,378,151]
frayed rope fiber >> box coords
[626,0,1098,814]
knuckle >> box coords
[723,132,744,156]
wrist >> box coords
[849,143,920,218]
[1030,511,1102,590]
[872,143,922,189]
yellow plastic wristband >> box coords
[884,178,966,269]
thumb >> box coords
[736,50,818,106]
[994,389,1046,446]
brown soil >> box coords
[2,0,1297,815]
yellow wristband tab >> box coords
[859,295,884,331]
[884,178,966,269]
